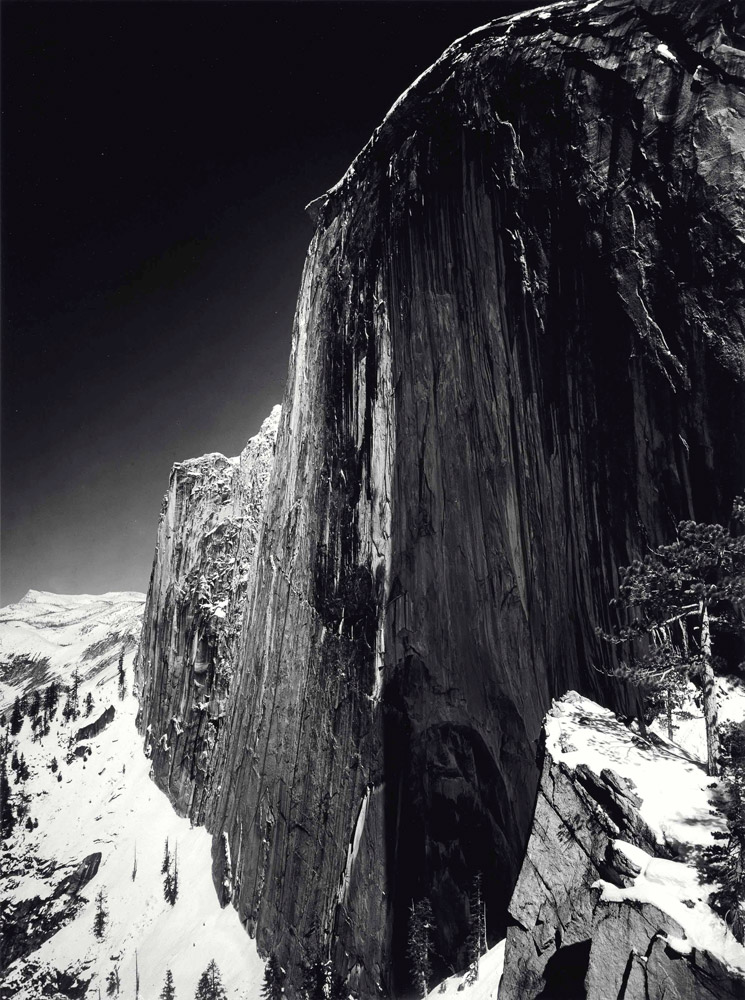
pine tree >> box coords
[28,689,41,719]
[261,955,284,999]
[164,845,179,905]
[106,967,121,996]
[93,888,108,939]
[71,668,80,719]
[15,753,30,783]
[301,957,326,1000]
[160,968,176,1000]
[10,697,23,736]
[599,502,745,775]
[118,652,127,700]
[132,842,137,882]
[45,681,59,717]
[407,898,434,999]
[703,720,745,940]
[161,837,170,874]
[0,752,15,840]
[194,959,227,1000]
[171,847,179,903]
[85,692,94,716]
[465,873,486,986]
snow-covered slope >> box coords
[1,592,266,1000]
[501,687,745,1000]
[0,590,144,710]
[426,940,505,999]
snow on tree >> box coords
[160,968,177,1000]
[599,503,745,775]
[261,954,285,999]
[301,956,329,1000]
[85,692,94,716]
[93,888,108,939]
[407,898,434,999]
[194,959,227,1000]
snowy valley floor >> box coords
[1,592,265,1000]
[3,592,744,999]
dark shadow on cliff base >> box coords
[535,940,591,1000]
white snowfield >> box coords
[1,591,266,1000]
[547,688,745,976]
[0,590,145,710]
[425,940,505,999]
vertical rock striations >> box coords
[139,0,745,994]
[136,407,280,818]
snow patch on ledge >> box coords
[545,691,727,848]
[595,840,745,975]
[547,691,745,977]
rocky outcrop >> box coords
[139,0,745,994]
[76,706,115,742]
[0,853,101,975]
[136,407,280,816]
[501,692,745,1000]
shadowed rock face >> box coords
[136,408,280,818]
[140,0,745,994]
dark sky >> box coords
[2,0,552,607]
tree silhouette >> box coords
[465,872,486,985]
[160,968,176,1000]
[600,502,745,775]
[93,888,108,939]
[1,751,15,839]
[407,898,434,998]
[261,954,285,999]
[10,697,23,736]
[194,959,226,1000]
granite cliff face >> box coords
[138,0,745,994]
[136,407,279,818]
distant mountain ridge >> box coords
[0,590,144,710]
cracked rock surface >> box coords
[503,692,745,999]
[138,1,745,994]
[136,407,280,819]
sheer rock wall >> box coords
[136,408,280,818]
[140,0,745,994]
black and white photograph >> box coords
[2,1,745,997]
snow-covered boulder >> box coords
[500,691,745,1000]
